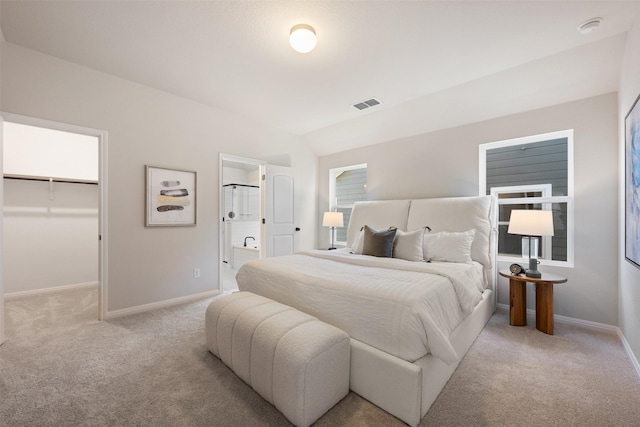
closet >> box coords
[3,122,99,298]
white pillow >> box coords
[351,228,365,254]
[393,227,427,262]
[424,229,476,263]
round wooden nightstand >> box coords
[499,270,567,335]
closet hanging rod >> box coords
[3,174,98,185]
[222,183,259,188]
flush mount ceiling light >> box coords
[578,17,603,34]
[289,24,317,53]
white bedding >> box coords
[236,249,485,364]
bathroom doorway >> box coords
[219,154,264,292]
[218,154,298,293]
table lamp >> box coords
[322,211,344,250]
[507,210,554,278]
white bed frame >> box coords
[350,289,494,426]
[239,196,497,425]
[343,196,498,426]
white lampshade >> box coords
[508,210,554,236]
[289,24,317,53]
[322,211,343,228]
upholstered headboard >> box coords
[346,196,497,290]
[346,200,411,247]
[407,196,494,268]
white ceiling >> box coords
[1,1,639,156]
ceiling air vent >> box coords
[353,98,382,111]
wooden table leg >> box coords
[510,279,527,326]
[536,282,554,334]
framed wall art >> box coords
[625,93,640,268]
[145,165,197,227]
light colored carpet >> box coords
[1,289,640,426]
[4,287,98,340]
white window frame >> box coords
[329,163,367,244]
[491,185,554,260]
[479,130,574,267]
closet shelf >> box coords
[3,174,98,185]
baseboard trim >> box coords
[4,281,99,301]
[496,303,640,378]
[106,289,219,319]
[496,303,618,332]
[618,329,640,378]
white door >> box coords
[262,165,298,257]
[0,114,4,344]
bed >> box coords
[236,196,497,426]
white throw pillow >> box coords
[351,228,365,254]
[393,227,427,262]
[424,229,476,263]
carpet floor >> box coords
[1,289,640,426]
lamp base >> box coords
[525,257,542,278]
[328,247,337,250]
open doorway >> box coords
[1,115,107,343]
[218,154,299,293]
[219,154,264,292]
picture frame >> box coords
[625,93,640,268]
[145,165,197,227]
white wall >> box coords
[0,42,317,313]
[619,15,640,366]
[222,166,254,186]
[3,179,98,294]
[3,122,99,182]
[319,93,619,326]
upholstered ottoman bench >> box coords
[205,291,350,427]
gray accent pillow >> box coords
[363,225,398,257]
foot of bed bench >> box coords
[205,291,351,427]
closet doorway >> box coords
[0,114,108,343]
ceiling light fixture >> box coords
[289,24,317,53]
[578,17,603,34]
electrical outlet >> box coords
[193,268,201,278]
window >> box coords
[479,130,573,267]
[329,164,367,243]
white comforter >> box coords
[236,249,484,364]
